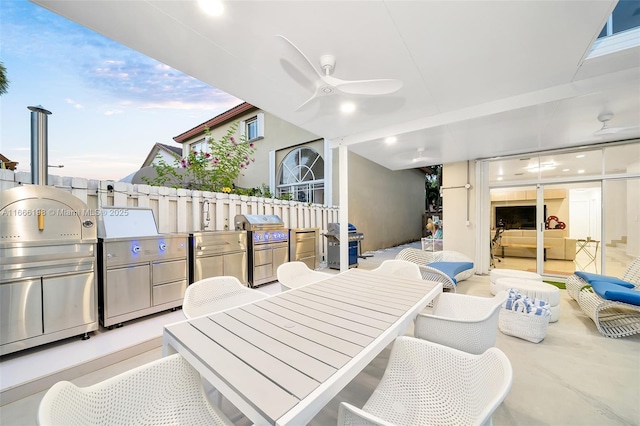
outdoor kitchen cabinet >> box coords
[0,185,100,356]
[98,236,188,328]
[189,231,248,285]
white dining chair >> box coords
[182,276,269,319]
[37,353,234,426]
[370,259,422,280]
[414,291,508,355]
[337,336,512,426]
[277,261,332,291]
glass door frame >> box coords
[476,140,640,278]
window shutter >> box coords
[239,120,246,140]
[257,113,264,138]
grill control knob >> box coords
[159,243,167,251]
[132,245,141,253]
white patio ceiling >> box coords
[31,0,640,171]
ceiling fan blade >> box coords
[295,87,322,111]
[330,77,403,95]
[275,35,322,81]
[594,124,640,136]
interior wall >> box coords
[332,150,425,252]
[442,161,477,261]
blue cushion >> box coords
[574,271,635,288]
[427,261,474,284]
[590,281,640,306]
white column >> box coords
[339,144,349,272]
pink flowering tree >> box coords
[144,121,257,192]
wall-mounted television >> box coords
[495,205,546,230]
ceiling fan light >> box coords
[385,136,397,144]
[340,102,356,113]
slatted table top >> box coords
[163,268,442,426]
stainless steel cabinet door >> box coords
[105,265,151,318]
[43,272,96,334]
[0,279,43,345]
[223,251,248,285]
[194,255,224,282]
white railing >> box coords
[1,170,339,260]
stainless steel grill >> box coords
[189,231,248,285]
[234,214,288,287]
[324,223,365,270]
[97,207,188,328]
[0,185,99,355]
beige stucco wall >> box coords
[180,108,320,190]
[441,161,477,261]
[332,150,425,252]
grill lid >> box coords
[326,223,357,235]
[234,214,284,231]
[97,207,159,238]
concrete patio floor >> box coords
[1,241,638,425]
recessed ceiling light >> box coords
[576,154,586,158]
[199,0,224,16]
[385,136,397,144]
[497,177,503,181]
[340,102,356,114]
[577,169,585,174]
[562,168,570,172]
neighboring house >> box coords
[140,143,182,168]
[173,102,425,252]
[120,143,182,183]
[0,154,18,170]
[174,102,327,204]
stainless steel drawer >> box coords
[152,259,187,285]
[153,280,187,306]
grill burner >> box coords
[234,214,288,287]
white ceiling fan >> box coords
[276,35,403,111]
[594,112,640,136]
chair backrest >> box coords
[432,291,508,322]
[182,276,268,319]
[277,261,332,290]
[364,336,513,426]
[371,259,422,280]
[37,354,233,426]
[622,256,640,286]
[396,247,435,265]
[397,248,475,281]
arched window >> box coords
[277,147,324,204]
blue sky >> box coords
[0,0,242,181]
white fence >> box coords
[1,170,340,260]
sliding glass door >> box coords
[483,141,639,278]
[489,186,539,273]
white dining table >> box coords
[163,267,442,426]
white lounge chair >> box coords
[414,291,508,354]
[396,248,475,292]
[337,336,513,426]
[277,261,332,291]
[37,353,234,426]
[370,259,422,280]
[566,256,640,300]
[182,276,269,319]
